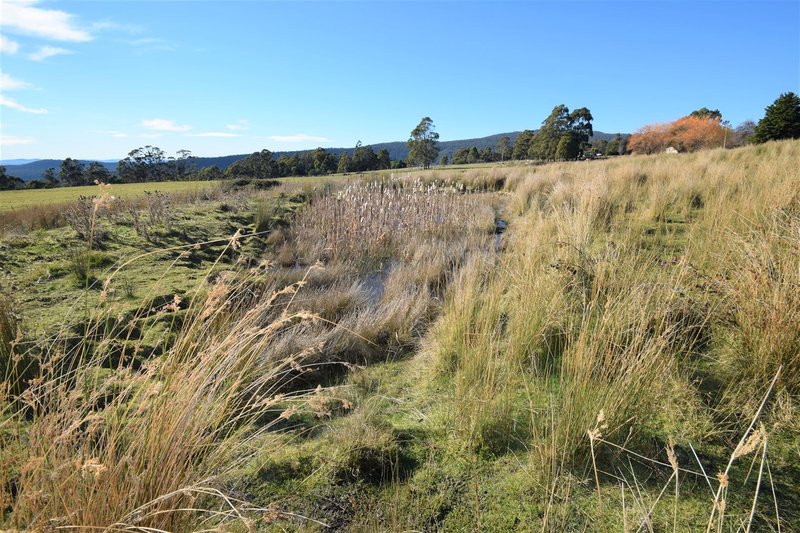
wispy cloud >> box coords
[28,45,72,61]
[0,0,92,42]
[0,95,47,114]
[141,119,191,132]
[261,133,331,143]
[91,20,143,35]
[0,73,31,91]
[140,133,162,139]
[125,36,175,52]
[126,37,166,46]
[0,34,20,54]
[1,135,36,146]
[226,119,250,131]
[190,132,241,138]
[95,130,128,138]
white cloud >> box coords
[141,118,191,132]
[190,132,241,138]
[0,0,92,42]
[262,133,331,143]
[0,34,20,54]
[1,134,35,145]
[95,130,128,138]
[0,95,47,114]
[28,45,72,61]
[226,119,250,131]
[0,73,31,90]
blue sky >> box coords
[1,0,798,160]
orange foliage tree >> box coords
[628,115,725,154]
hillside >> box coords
[4,131,625,181]
[2,159,118,182]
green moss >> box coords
[1,193,300,338]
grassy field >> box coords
[2,142,799,531]
[0,166,504,215]
[0,179,221,212]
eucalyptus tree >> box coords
[407,116,440,169]
[496,136,512,161]
[59,158,86,187]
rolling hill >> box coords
[3,131,625,181]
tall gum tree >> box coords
[407,117,440,169]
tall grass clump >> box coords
[293,176,494,266]
[2,253,321,530]
[253,174,498,373]
[427,255,514,452]
[713,210,800,408]
[429,140,798,527]
[0,291,34,399]
[0,203,65,238]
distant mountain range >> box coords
[0,159,42,166]
[2,130,625,181]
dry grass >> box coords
[1,236,329,530]
[1,171,500,529]
[292,176,494,265]
[0,186,223,238]
[421,139,800,529]
[3,141,799,530]
[709,211,800,405]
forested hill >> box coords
[4,131,624,181]
[186,133,547,171]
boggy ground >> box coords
[1,141,799,531]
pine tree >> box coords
[752,92,800,143]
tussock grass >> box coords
[1,169,500,528]
[3,141,799,530]
[1,237,326,530]
[417,140,799,530]
[712,211,800,405]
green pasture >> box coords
[0,180,220,212]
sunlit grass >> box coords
[0,180,222,212]
[2,140,799,530]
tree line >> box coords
[2,92,798,191]
[0,116,443,188]
[442,104,625,164]
[444,132,627,166]
[0,144,404,190]
[223,143,408,180]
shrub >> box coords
[628,115,725,154]
[63,196,107,245]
